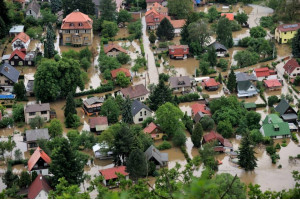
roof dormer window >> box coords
[70,23,74,27]
[79,23,83,26]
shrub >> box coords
[281,143,287,147]
[275,143,281,149]
[291,132,299,143]
[266,145,276,155]
[74,82,114,97]
[268,95,279,107]
[157,141,172,150]
[172,130,187,147]
[217,59,228,71]
[177,93,200,103]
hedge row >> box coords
[256,103,267,108]
[176,93,200,103]
[74,83,114,97]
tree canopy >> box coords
[167,0,193,19]
[216,17,233,48]
[156,18,175,41]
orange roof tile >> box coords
[170,20,185,29]
[191,103,211,115]
[111,68,131,79]
[104,44,127,54]
[203,78,219,87]
[9,49,26,60]
[12,32,30,44]
[27,147,51,171]
[263,79,282,88]
[61,11,93,30]
[143,122,160,134]
[221,13,234,21]
[99,166,128,180]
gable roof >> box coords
[103,44,127,54]
[193,111,205,123]
[25,103,50,113]
[28,175,52,199]
[170,20,185,29]
[144,145,168,166]
[111,68,131,79]
[275,99,293,116]
[25,128,50,142]
[84,96,105,106]
[0,63,20,83]
[120,84,149,99]
[9,49,26,60]
[209,41,227,51]
[203,131,232,148]
[221,13,234,20]
[203,78,219,87]
[61,11,93,30]
[236,72,257,82]
[143,122,160,134]
[169,76,191,88]
[263,79,282,88]
[261,122,291,137]
[99,166,128,180]
[168,45,189,56]
[26,0,40,14]
[277,23,300,32]
[131,100,152,116]
[9,25,24,33]
[28,147,51,171]
[147,2,168,15]
[254,67,271,77]
[283,59,300,74]
[12,32,30,44]
[191,103,211,115]
[237,80,254,91]
[89,116,108,129]
[263,114,283,124]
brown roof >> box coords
[25,103,50,113]
[283,59,300,74]
[103,44,127,54]
[170,20,185,29]
[277,23,300,32]
[111,68,131,79]
[169,76,191,89]
[120,84,149,99]
[28,175,52,199]
[12,32,30,44]
[147,2,168,15]
[99,166,128,180]
[61,10,93,30]
[89,116,108,129]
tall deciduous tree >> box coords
[117,9,131,24]
[156,18,175,41]
[148,80,173,111]
[122,97,133,124]
[18,171,31,189]
[44,24,55,59]
[29,116,44,129]
[13,80,26,101]
[208,6,219,23]
[126,149,147,180]
[292,29,300,58]
[100,97,120,123]
[116,72,131,88]
[192,123,203,148]
[99,0,117,21]
[216,17,233,48]
[12,103,24,122]
[250,26,267,38]
[227,69,236,93]
[238,133,257,171]
[167,0,193,19]
[64,92,77,118]
[2,169,18,188]
[235,12,248,25]
[48,119,63,138]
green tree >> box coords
[18,171,31,189]
[148,80,174,111]
[40,9,57,26]
[12,103,24,122]
[208,6,219,23]
[199,143,218,171]
[116,72,131,88]
[167,0,193,19]
[250,26,267,38]
[217,59,228,72]
[99,0,117,21]
[156,18,175,41]
[128,20,142,39]
[51,0,62,13]
[172,129,187,147]
[207,46,217,67]
[100,97,120,123]
[122,96,133,124]
[200,116,215,131]
[116,53,130,65]
[14,149,22,160]
[192,123,203,148]
[156,102,184,137]
[250,129,263,144]
[199,61,210,75]
[48,119,63,138]
[0,17,7,39]
[216,17,233,48]
[235,12,248,25]
[2,169,18,188]
[64,92,77,118]
[29,116,44,129]
[99,55,121,73]
[50,137,88,185]
[117,9,131,24]
[245,111,261,130]
[292,29,300,58]
[62,0,95,16]
[101,20,119,37]
[65,114,81,129]
[234,50,260,67]
[80,57,91,71]
[126,149,147,180]
[13,81,26,101]
[217,120,233,138]
[227,69,237,93]
[44,24,55,59]
[238,133,257,171]
[149,31,156,44]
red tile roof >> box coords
[146,2,168,15]
[254,67,271,77]
[169,45,189,56]
[203,78,219,87]
[9,49,26,60]
[283,59,300,74]
[203,131,233,148]
[111,68,131,79]
[12,32,30,44]
[28,147,51,171]
[221,13,234,21]
[277,23,300,32]
[263,79,282,88]
[104,44,127,54]
[61,11,93,30]
[170,20,185,29]
[145,10,170,26]
[28,175,52,199]
[190,103,211,115]
[99,166,128,180]
[143,122,159,134]
[89,116,108,129]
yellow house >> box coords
[275,23,300,44]
[143,122,166,140]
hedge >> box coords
[177,93,200,103]
[180,146,191,163]
[256,103,267,108]
[74,83,114,97]
[292,85,299,94]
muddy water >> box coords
[202,84,225,99]
[179,102,194,116]
[164,58,199,77]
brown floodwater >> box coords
[158,58,199,77]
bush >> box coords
[74,98,83,107]
[281,143,287,147]
[271,153,280,164]
[180,146,191,162]
[275,143,281,149]
[291,132,299,143]
[157,141,172,150]
[217,59,228,71]
[0,117,14,128]
[172,130,187,147]
[74,82,114,97]
[266,145,276,155]
[177,93,200,103]
[116,52,130,65]
[268,95,279,107]
[230,20,242,31]
[260,16,274,29]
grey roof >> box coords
[2,54,10,60]
[25,128,50,142]
[275,99,292,116]
[26,0,40,14]
[93,0,100,6]
[193,111,204,123]
[25,103,50,113]
[25,52,36,61]
[237,80,253,91]
[0,63,20,83]
[144,145,168,166]
[9,25,24,33]
[84,96,105,105]
[169,76,191,89]
[236,72,257,82]
[282,113,298,121]
[131,100,152,116]
[209,41,227,51]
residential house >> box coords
[1,55,10,64]
[104,44,127,57]
[82,96,105,116]
[24,128,50,150]
[89,116,108,133]
[9,25,24,37]
[61,10,93,46]
[170,20,185,37]
[191,103,211,123]
[275,99,298,123]
[243,102,256,111]
[28,175,52,199]
[24,73,34,96]
[283,59,300,79]
[263,79,282,91]
[111,68,131,81]
[146,0,164,7]
[253,67,277,81]
[208,41,228,57]
[0,63,20,89]
[169,75,192,93]
[143,122,165,140]
[235,72,257,82]
[275,23,300,44]
[221,13,234,21]
[24,102,51,124]
[24,51,36,66]
[145,9,168,30]
[168,45,189,59]
[99,166,129,186]
[131,100,152,124]
[9,49,26,66]
[92,143,113,160]
[147,2,168,15]
[11,32,30,51]
[144,145,168,167]
[202,78,220,91]
[119,84,149,101]
[260,114,291,139]
[27,147,51,175]
[202,131,233,152]
[237,80,258,98]
[26,0,41,19]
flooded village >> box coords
[0,0,299,198]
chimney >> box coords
[40,176,42,180]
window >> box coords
[10,61,14,65]
[19,61,23,65]
[65,30,70,33]
[141,97,144,100]
[171,49,174,52]
[14,56,18,59]
[29,112,35,116]
[79,23,83,26]
[70,23,74,27]
[140,111,142,116]
[184,48,187,52]
[41,111,47,115]
[139,118,143,122]
[144,111,147,115]
[84,37,88,40]
[44,117,47,121]
[75,30,79,33]
[28,61,31,65]
[66,37,71,41]
[156,134,159,138]
[29,10,32,14]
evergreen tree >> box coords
[62,0,95,16]
[216,17,233,48]
[149,31,156,44]
[0,0,10,24]
[191,122,203,148]
[218,72,222,83]
[0,17,7,39]
[64,92,77,118]
[122,96,133,124]
[99,0,117,21]
[292,29,300,58]
[44,24,55,58]
[13,80,26,101]
[51,0,62,14]
[227,69,237,93]
[2,169,18,188]
[207,46,217,67]
[18,171,31,189]
[156,18,175,41]
[238,133,257,171]
[126,149,147,180]
[148,80,174,111]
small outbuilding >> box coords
[144,145,168,167]
[99,166,129,186]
